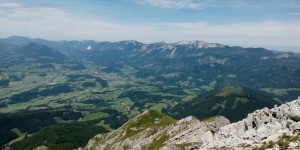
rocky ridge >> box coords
[201,96,300,149]
[82,97,300,150]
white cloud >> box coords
[139,0,203,9]
[138,0,300,10]
[0,2,22,8]
[1,3,300,51]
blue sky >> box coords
[1,0,300,51]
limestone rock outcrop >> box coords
[200,97,300,149]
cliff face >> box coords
[82,97,300,150]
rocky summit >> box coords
[81,97,300,150]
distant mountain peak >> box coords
[25,42,46,49]
[20,42,52,52]
[16,42,68,60]
[119,40,141,45]
[173,40,225,48]
[174,40,206,45]
[5,36,31,40]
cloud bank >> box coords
[139,0,203,9]
[0,3,300,51]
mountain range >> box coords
[2,36,299,100]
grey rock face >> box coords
[200,97,300,149]
[203,116,230,133]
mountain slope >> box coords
[165,86,281,122]
[81,110,229,150]
[0,42,85,70]
[83,110,176,150]
[0,41,15,54]
[16,43,68,60]
[83,97,300,150]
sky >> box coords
[0,0,300,51]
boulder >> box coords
[289,122,300,131]
[289,111,300,122]
[204,116,230,133]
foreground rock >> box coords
[81,97,300,150]
[80,110,229,150]
[202,97,300,150]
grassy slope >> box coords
[89,110,176,150]
[166,86,282,122]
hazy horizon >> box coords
[3,35,300,53]
[1,0,300,52]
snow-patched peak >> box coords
[86,45,92,50]
[120,40,140,45]
[153,40,225,53]
[175,40,202,45]
[275,53,291,59]
[174,40,225,49]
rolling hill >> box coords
[165,86,282,122]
